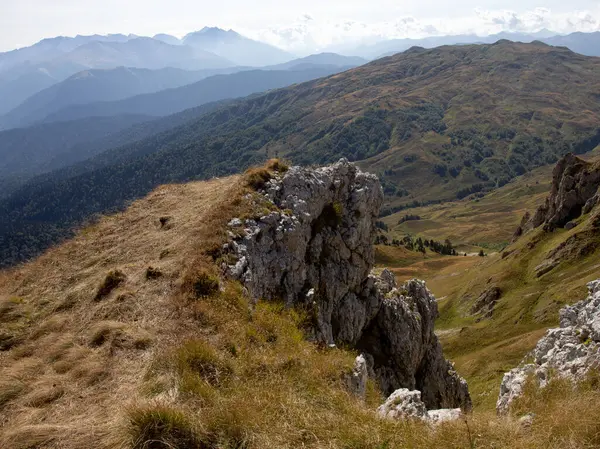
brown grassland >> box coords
[1,161,600,448]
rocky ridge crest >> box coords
[222,159,471,412]
[497,279,600,414]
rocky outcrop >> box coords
[346,354,369,399]
[497,279,600,414]
[520,154,600,234]
[470,286,502,319]
[224,159,471,411]
[377,388,462,423]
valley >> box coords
[2,20,600,448]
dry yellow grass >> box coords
[1,162,600,448]
[0,175,242,448]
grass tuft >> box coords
[145,266,163,280]
[127,405,204,449]
[88,321,153,350]
[94,270,126,301]
[176,340,234,387]
[244,167,272,191]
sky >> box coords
[1,1,600,53]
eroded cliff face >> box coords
[223,159,471,411]
[497,280,600,415]
[521,154,600,234]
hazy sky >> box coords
[1,1,600,53]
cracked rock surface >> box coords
[224,159,471,410]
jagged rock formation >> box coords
[497,279,600,414]
[377,388,462,423]
[519,154,600,235]
[224,159,471,411]
[470,286,502,319]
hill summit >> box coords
[0,161,469,448]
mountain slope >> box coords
[376,151,600,410]
[1,163,598,449]
[543,31,600,57]
[2,41,600,267]
[266,52,367,70]
[182,27,292,66]
[0,70,60,115]
[0,37,233,117]
[0,66,243,129]
[0,34,135,73]
[0,114,153,192]
[39,66,346,123]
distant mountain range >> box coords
[3,26,600,119]
[0,28,294,115]
[350,30,600,59]
[182,27,292,66]
[38,66,349,124]
[0,66,243,129]
[0,63,354,194]
[0,52,363,129]
[2,41,600,267]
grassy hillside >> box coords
[373,151,600,410]
[2,164,600,448]
[3,41,600,267]
[381,148,600,252]
[42,67,347,124]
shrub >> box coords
[244,168,272,190]
[94,270,126,301]
[191,272,220,298]
[265,158,289,173]
[127,405,203,449]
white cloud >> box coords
[1,1,600,54]
[240,7,600,55]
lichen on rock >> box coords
[223,159,471,412]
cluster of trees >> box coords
[397,214,421,224]
[375,233,459,256]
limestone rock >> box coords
[377,389,427,420]
[520,154,600,235]
[426,408,463,424]
[378,388,462,424]
[225,159,471,411]
[497,280,600,414]
[346,354,369,399]
[497,364,535,415]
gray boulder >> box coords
[497,280,600,414]
[225,159,471,411]
[378,388,462,424]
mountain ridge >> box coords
[2,41,600,268]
